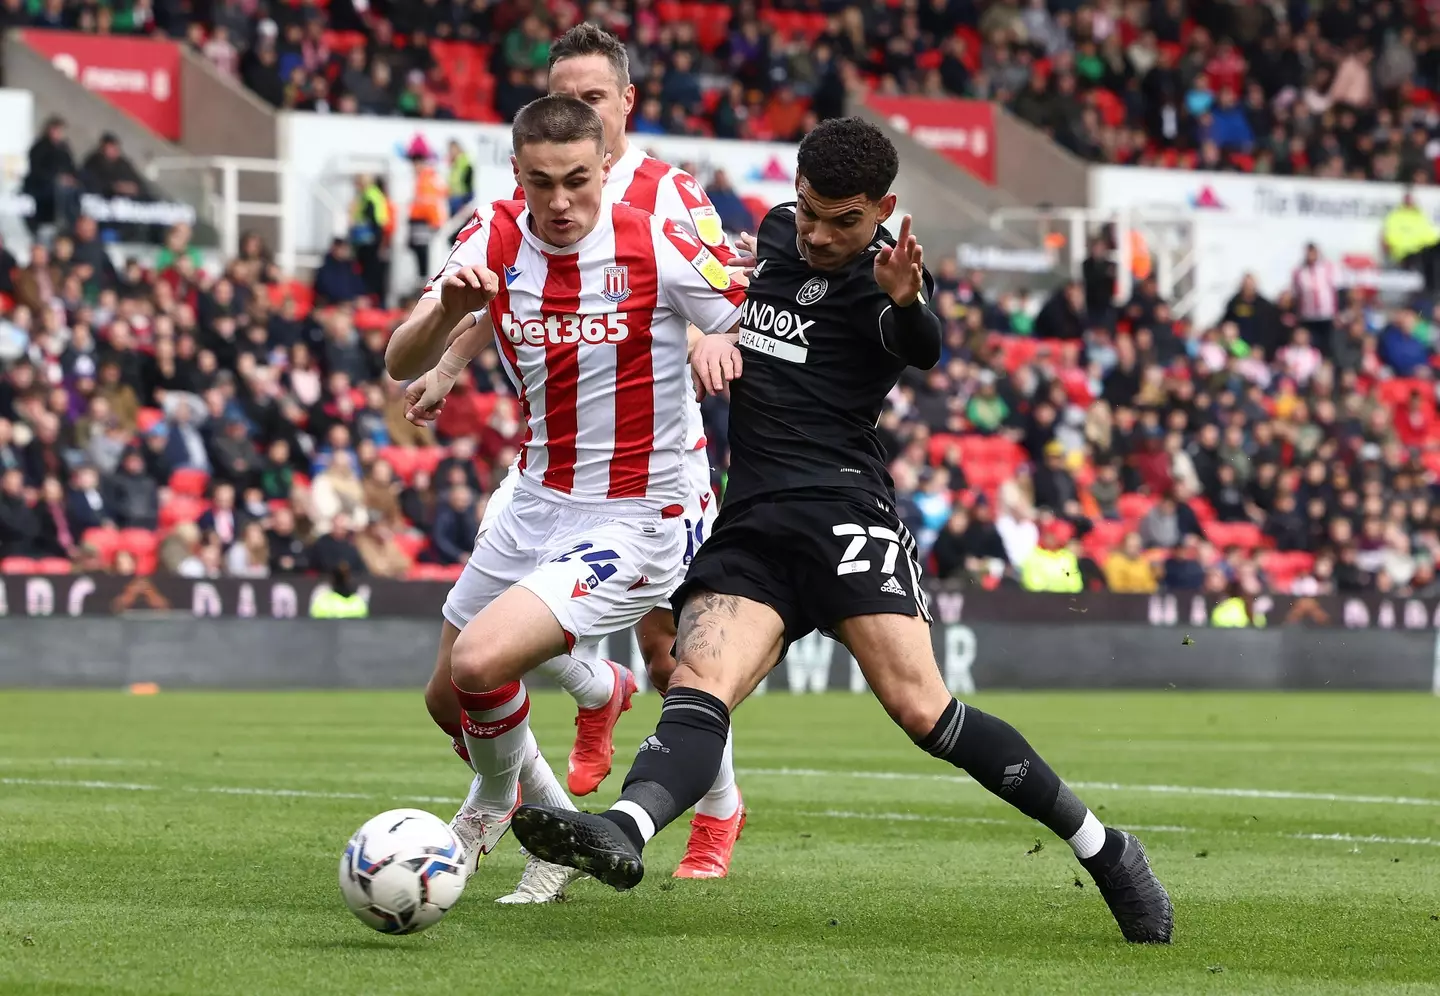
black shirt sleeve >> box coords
[875,268,940,369]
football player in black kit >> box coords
[513,117,1173,944]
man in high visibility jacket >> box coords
[1020,524,1083,593]
[1384,188,1440,291]
[406,135,447,286]
[350,173,390,302]
[310,564,370,619]
[1211,585,1264,628]
[446,139,473,219]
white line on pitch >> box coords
[804,809,1440,848]
[8,776,1439,851]
[740,768,1440,808]
[0,757,164,767]
[0,776,453,804]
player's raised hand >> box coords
[691,333,744,400]
[873,215,925,307]
[732,230,758,274]
[439,264,500,316]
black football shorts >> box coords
[672,488,932,656]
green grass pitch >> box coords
[2,689,1439,995]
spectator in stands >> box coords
[209,416,262,487]
[70,215,119,292]
[1379,309,1430,376]
[356,518,410,578]
[1033,281,1088,341]
[225,520,271,578]
[1019,521,1082,594]
[80,134,146,202]
[348,175,390,301]
[400,467,439,534]
[311,511,364,575]
[263,504,307,574]
[105,449,160,529]
[161,403,211,474]
[435,436,484,495]
[0,466,40,556]
[428,482,477,565]
[66,465,110,534]
[198,482,242,548]
[242,32,286,107]
[312,449,368,533]
[705,169,754,237]
[23,116,79,235]
[1103,532,1157,594]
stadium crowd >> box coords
[8,0,1440,182]
[6,3,1440,596]
[1,177,1439,599]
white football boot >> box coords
[494,850,583,904]
[450,792,519,876]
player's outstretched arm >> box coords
[873,215,942,370]
[404,312,497,425]
[385,265,499,380]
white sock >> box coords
[610,800,656,842]
[518,730,576,812]
[458,680,530,817]
[535,654,615,710]
[693,726,740,819]
[1066,810,1107,859]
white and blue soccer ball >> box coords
[339,808,469,934]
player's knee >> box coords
[873,675,951,739]
[448,628,509,692]
[639,631,678,694]
[665,659,726,699]
[645,651,677,695]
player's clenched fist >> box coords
[873,215,925,307]
[691,333,744,400]
[440,264,500,315]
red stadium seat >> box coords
[406,563,465,582]
[159,496,209,528]
[1,556,37,574]
[117,529,159,554]
[82,527,121,565]
[394,533,427,561]
[1117,493,1156,522]
[413,447,446,478]
[1205,521,1265,551]
[32,558,73,575]
[168,468,210,498]
[136,407,165,434]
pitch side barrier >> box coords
[0,576,1436,692]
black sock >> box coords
[601,687,730,852]
[916,699,1089,841]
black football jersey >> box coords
[722,202,937,506]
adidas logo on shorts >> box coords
[880,576,908,597]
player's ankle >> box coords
[601,808,649,852]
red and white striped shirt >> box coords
[1292,260,1339,321]
[430,199,744,507]
[514,144,737,454]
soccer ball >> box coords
[339,808,469,934]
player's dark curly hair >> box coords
[795,117,899,202]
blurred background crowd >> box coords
[5,0,1440,600]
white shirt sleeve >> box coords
[420,205,494,302]
[654,216,746,335]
